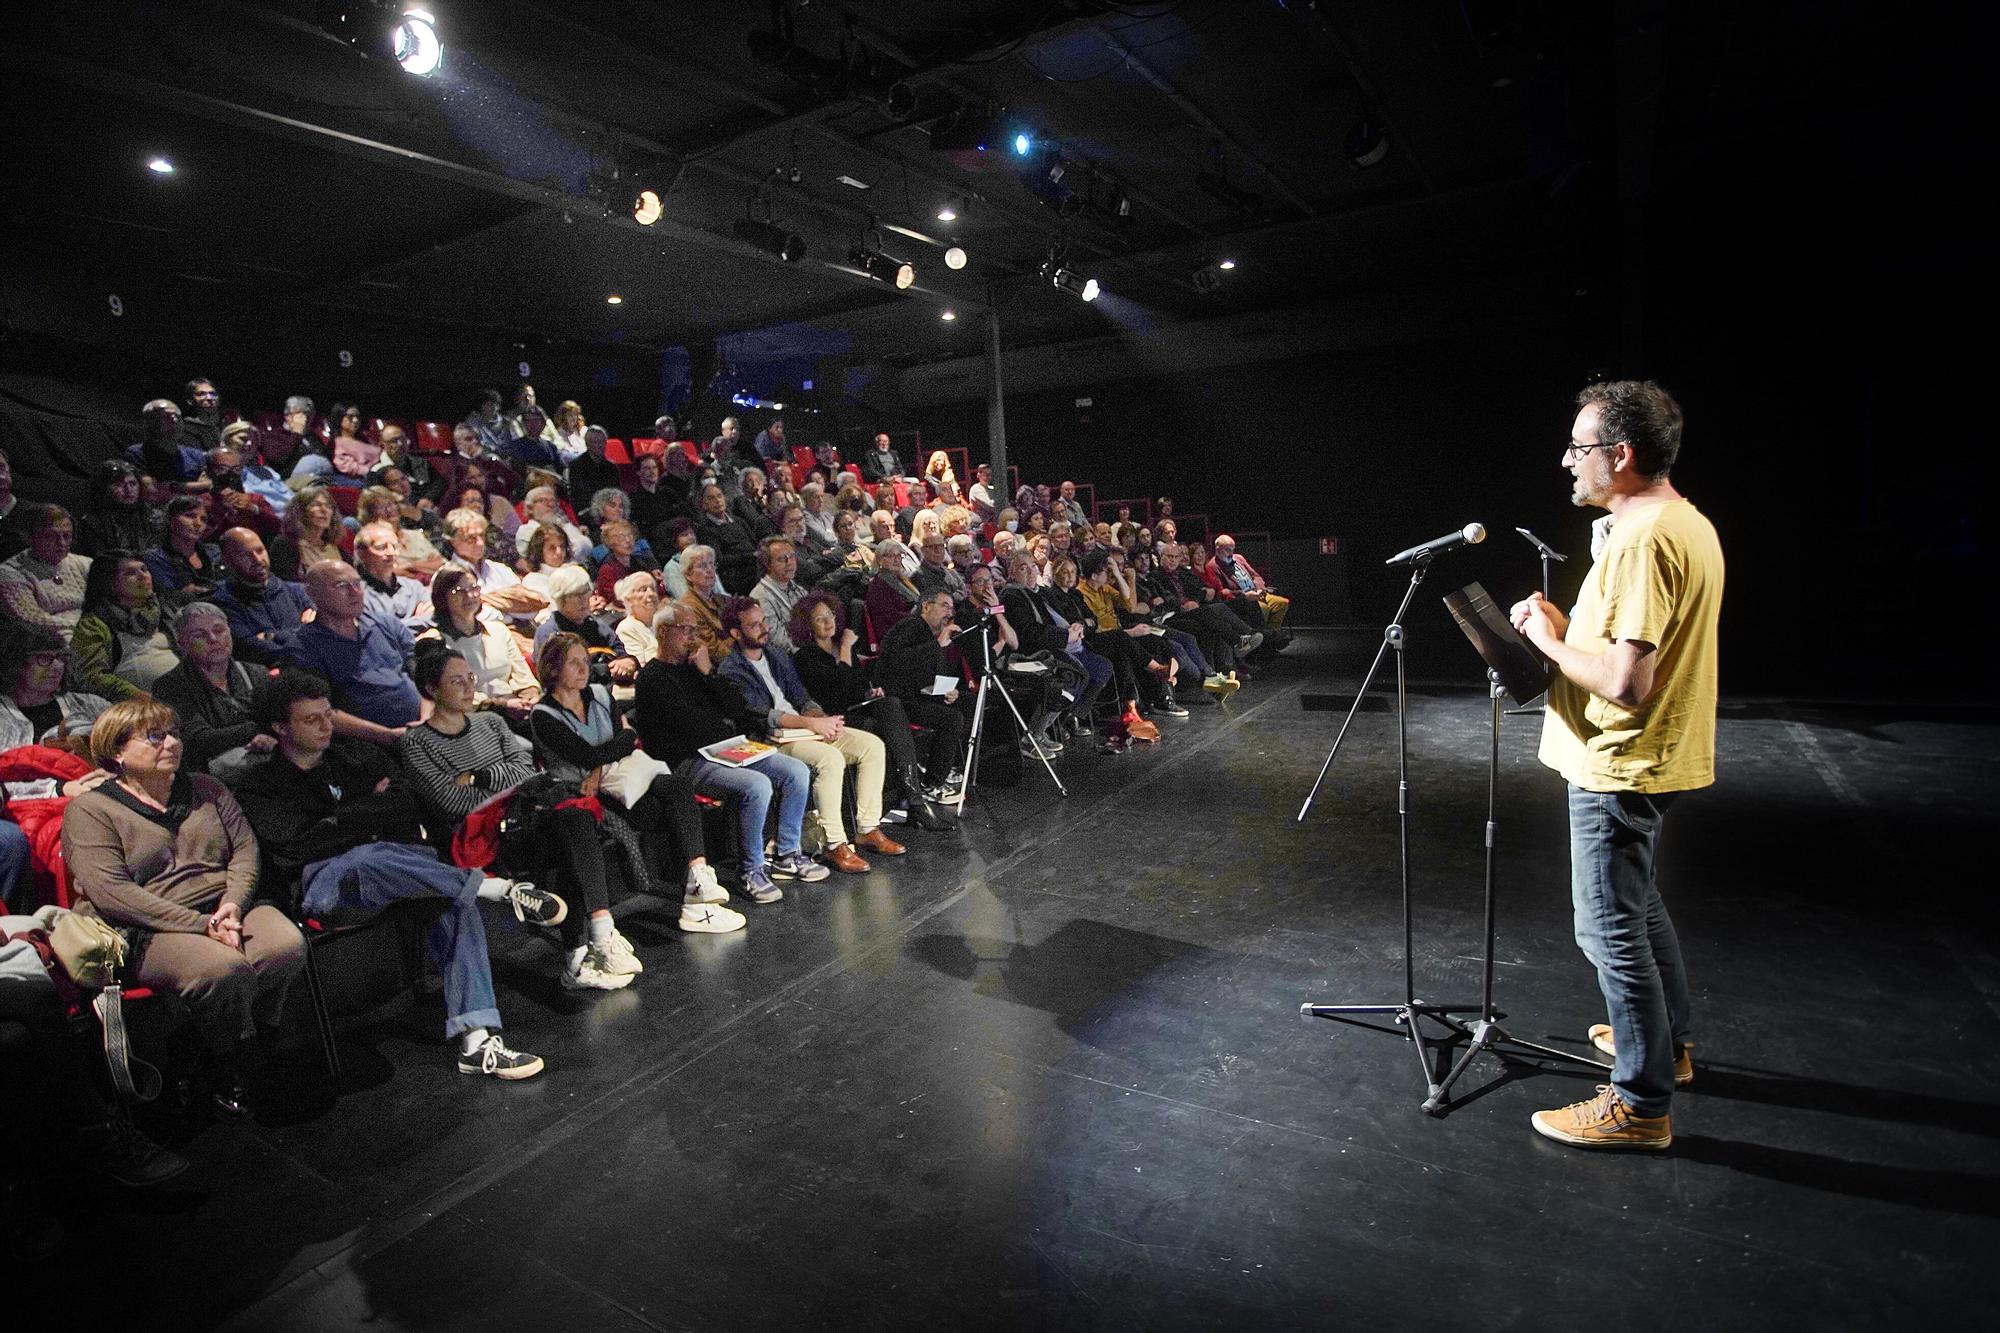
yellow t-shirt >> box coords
[1078,580,1131,634]
[1538,498,1724,793]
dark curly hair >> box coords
[719,595,759,637]
[788,590,846,648]
[0,623,73,697]
[1575,379,1684,481]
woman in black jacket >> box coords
[788,592,949,830]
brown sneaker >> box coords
[1588,1024,1694,1087]
[1531,1085,1672,1151]
[825,843,871,874]
[857,828,906,856]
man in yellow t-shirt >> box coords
[1510,380,1724,1153]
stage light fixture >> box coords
[147,157,175,174]
[1050,267,1099,302]
[393,8,441,76]
[1014,131,1034,156]
[632,189,664,226]
[943,245,967,270]
[736,217,807,263]
[852,246,915,289]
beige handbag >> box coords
[48,909,126,990]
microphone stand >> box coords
[1508,528,1567,716]
[953,610,1068,815]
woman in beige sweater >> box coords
[61,698,305,1118]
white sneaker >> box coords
[562,948,635,990]
[684,864,729,905]
[600,930,644,976]
[678,901,747,934]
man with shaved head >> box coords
[281,558,422,745]
[209,527,312,664]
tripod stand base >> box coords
[1301,1000,1611,1117]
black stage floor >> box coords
[34,630,2000,1330]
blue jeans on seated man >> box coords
[0,819,31,912]
[689,751,812,874]
[1568,784,1688,1117]
[301,841,502,1041]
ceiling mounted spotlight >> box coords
[146,157,175,175]
[943,245,967,270]
[605,294,624,305]
[735,217,807,263]
[936,196,962,223]
[632,189,664,226]
[851,246,915,290]
[316,2,441,76]
[940,310,957,322]
[1218,258,1237,270]
[1050,268,1099,303]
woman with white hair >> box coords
[531,564,637,687]
[613,572,663,665]
[674,544,732,662]
[864,538,922,640]
[150,602,275,780]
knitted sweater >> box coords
[0,551,92,632]
[399,712,538,828]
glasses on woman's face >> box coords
[137,728,179,748]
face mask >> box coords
[1004,521,1018,533]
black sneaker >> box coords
[1157,693,1190,718]
[80,1121,190,1188]
[506,882,569,928]
[457,1036,545,1080]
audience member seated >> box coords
[0,505,91,633]
[69,551,178,702]
[443,506,543,629]
[592,520,659,607]
[269,485,346,583]
[417,567,538,723]
[0,625,110,751]
[519,521,575,601]
[368,421,444,510]
[912,529,958,600]
[146,496,224,609]
[203,444,283,542]
[132,399,208,494]
[1078,549,1187,717]
[356,483,445,577]
[860,431,911,485]
[282,560,422,745]
[566,424,622,506]
[730,468,779,542]
[629,453,685,546]
[451,464,522,549]
[531,566,638,690]
[235,670,546,1081]
[210,528,311,665]
[829,510,872,571]
[753,417,788,464]
[354,521,434,633]
[517,485,589,563]
[871,587,971,801]
[1204,534,1291,647]
[76,460,160,557]
[1155,542,1263,669]
[329,403,382,484]
[866,538,922,637]
[675,544,735,663]
[1001,552,1111,746]
[693,482,760,592]
[261,395,319,477]
[62,698,305,1119]
[549,400,588,464]
[503,384,556,445]
[1044,556,1157,744]
[150,603,274,782]
[923,450,956,492]
[968,463,999,521]
[896,482,934,542]
[632,601,825,904]
[746,536,816,656]
[613,573,663,665]
[463,388,508,457]
[717,597,902,873]
[498,406,560,472]
[788,593,950,831]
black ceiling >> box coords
[0,1,1920,394]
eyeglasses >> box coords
[1563,441,1616,459]
[136,729,180,748]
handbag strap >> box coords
[94,982,163,1105]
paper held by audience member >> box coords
[923,674,957,696]
[699,736,780,767]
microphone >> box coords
[1385,523,1486,566]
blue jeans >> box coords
[1567,785,1689,1116]
[690,752,812,872]
[302,842,501,1041]
[1161,626,1210,680]
[0,819,30,912]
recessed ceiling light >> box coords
[936,204,957,222]
[835,175,871,190]
[147,157,175,174]
[1217,258,1237,271]
[944,246,967,270]
[605,294,623,305]
[940,309,956,321]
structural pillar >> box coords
[984,304,1009,491]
